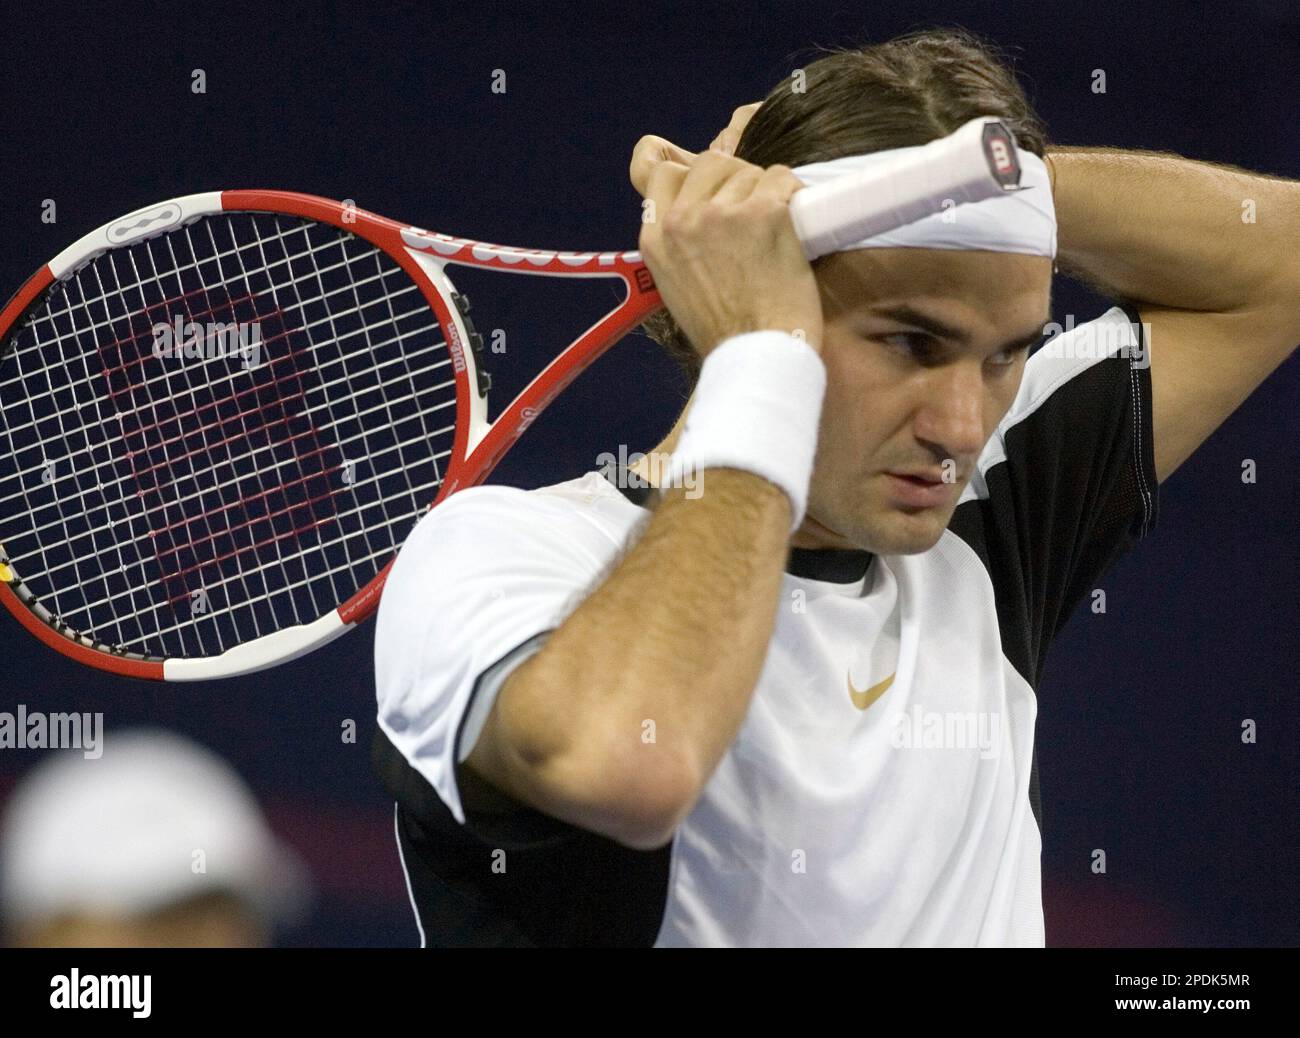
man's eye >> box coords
[881,332,934,358]
[988,342,1033,369]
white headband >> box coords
[792,147,1057,258]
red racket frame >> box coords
[0,190,664,678]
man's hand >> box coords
[708,102,761,156]
[629,103,761,198]
[637,149,823,358]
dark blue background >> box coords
[1,0,1296,946]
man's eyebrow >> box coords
[869,304,1052,352]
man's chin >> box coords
[848,502,954,555]
[794,503,951,555]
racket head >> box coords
[0,190,651,680]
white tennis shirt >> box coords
[373,304,1158,947]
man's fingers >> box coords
[710,165,764,205]
[748,163,807,205]
[709,102,762,155]
[729,102,762,129]
[630,134,696,197]
[638,103,759,163]
[631,101,761,196]
[708,127,738,155]
[670,150,762,212]
[640,154,691,234]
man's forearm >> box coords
[490,469,792,846]
[1048,147,1300,312]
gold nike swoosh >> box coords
[847,670,895,711]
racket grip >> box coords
[788,116,1023,261]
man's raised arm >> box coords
[464,150,824,850]
[1048,147,1300,482]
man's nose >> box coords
[913,364,989,460]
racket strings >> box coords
[0,243,429,462]
[0,311,444,515]
[0,212,458,659]
[6,349,454,563]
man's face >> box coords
[794,247,1053,555]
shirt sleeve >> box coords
[968,303,1160,664]
[373,483,604,847]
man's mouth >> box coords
[883,470,956,508]
[889,469,948,484]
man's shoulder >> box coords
[375,471,643,699]
[394,470,644,572]
[1006,304,1145,429]
[420,469,637,526]
[958,304,1149,505]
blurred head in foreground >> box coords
[0,727,310,947]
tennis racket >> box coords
[0,116,1022,680]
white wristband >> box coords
[661,331,826,531]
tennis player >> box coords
[372,29,1299,946]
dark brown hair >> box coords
[642,27,1050,387]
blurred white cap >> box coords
[0,727,312,928]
